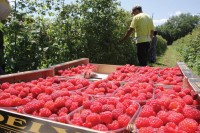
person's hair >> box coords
[154,30,158,36]
[132,6,142,12]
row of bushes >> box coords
[173,25,200,75]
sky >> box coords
[66,0,200,26]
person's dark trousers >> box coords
[136,42,150,66]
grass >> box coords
[149,44,184,68]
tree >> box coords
[157,13,200,45]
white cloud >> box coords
[153,19,167,26]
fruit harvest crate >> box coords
[0,58,200,133]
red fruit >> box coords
[11,97,22,106]
[54,97,65,109]
[100,111,113,124]
[117,114,131,127]
[139,105,156,117]
[126,106,136,116]
[112,108,124,119]
[183,105,200,120]
[146,99,161,113]
[102,104,115,112]
[90,102,102,113]
[86,113,101,127]
[1,82,10,90]
[92,124,108,131]
[157,111,169,124]
[107,120,120,130]
[69,102,79,112]
[44,101,56,112]
[0,99,12,107]
[178,118,198,133]
[71,117,83,126]
[58,107,68,116]
[167,111,184,125]
[80,109,92,121]
[135,117,150,129]
[138,127,155,133]
[82,100,92,109]
[182,95,193,105]
[168,101,184,113]
[39,108,52,117]
[149,116,163,128]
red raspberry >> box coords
[117,114,131,127]
[126,106,136,116]
[146,99,161,113]
[1,82,10,90]
[24,100,44,114]
[182,95,193,105]
[71,117,83,126]
[83,100,92,109]
[71,94,83,106]
[167,111,184,124]
[178,118,198,133]
[183,105,200,120]
[90,102,102,113]
[135,117,150,129]
[0,92,11,100]
[39,107,52,117]
[80,109,92,121]
[100,111,113,124]
[30,86,43,97]
[102,104,115,112]
[44,101,57,113]
[138,127,154,133]
[168,101,184,113]
[57,116,67,123]
[116,102,126,112]
[0,99,12,107]
[54,97,65,109]
[58,107,68,116]
[4,88,20,96]
[157,111,169,124]
[139,105,156,117]
[149,116,163,128]
[65,99,73,109]
[92,124,108,131]
[107,120,120,130]
[86,113,101,127]
[112,108,124,119]
[69,102,79,112]
[165,122,177,132]
[173,85,182,92]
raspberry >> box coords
[65,99,73,109]
[178,118,198,133]
[182,95,193,105]
[168,101,184,113]
[149,116,163,128]
[138,127,155,133]
[146,99,161,113]
[0,99,12,107]
[23,100,44,114]
[116,102,126,112]
[139,105,156,117]
[117,114,131,127]
[71,117,83,126]
[57,116,67,123]
[83,100,92,109]
[102,104,115,112]
[92,124,108,131]
[0,92,11,100]
[30,86,43,97]
[58,107,68,116]
[183,105,200,120]
[54,97,65,109]
[107,120,120,130]
[157,111,169,124]
[112,108,124,120]
[37,93,52,102]
[173,85,182,92]
[1,82,10,90]
[71,94,83,106]
[167,111,184,124]
[126,106,136,116]
[39,107,52,117]
[100,111,113,124]
[90,102,102,113]
[165,122,177,132]
[135,117,150,129]
[5,88,20,96]
[86,113,101,127]
[80,109,92,121]
[44,101,57,113]
[69,102,79,112]
[11,97,22,106]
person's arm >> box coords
[119,27,134,43]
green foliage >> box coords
[2,0,138,74]
[157,13,200,45]
[174,25,200,75]
[156,35,167,56]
